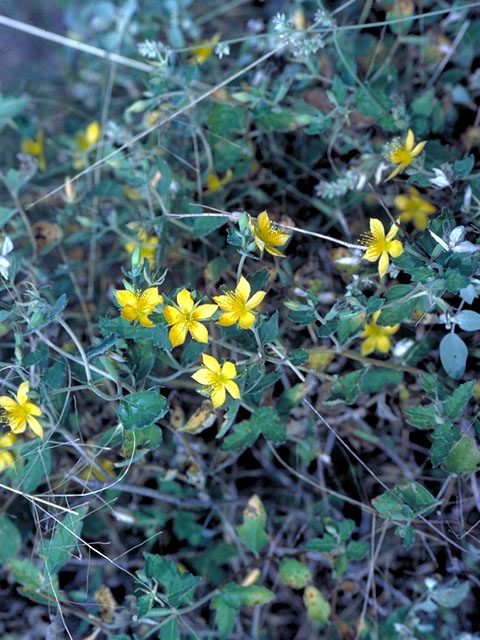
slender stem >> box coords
[0,169,37,262]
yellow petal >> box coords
[121,307,138,323]
[385,164,404,181]
[140,287,163,307]
[169,323,188,347]
[164,305,181,325]
[211,386,226,408]
[139,314,155,328]
[225,380,240,399]
[115,289,138,309]
[238,311,256,329]
[372,310,382,323]
[0,450,14,471]
[369,219,385,241]
[27,415,44,438]
[217,311,239,326]
[376,335,391,353]
[382,323,400,335]
[213,294,235,311]
[361,336,376,356]
[246,290,266,310]
[413,212,428,231]
[387,239,403,258]
[378,251,390,278]
[192,304,217,320]
[189,321,209,343]
[17,381,30,405]
[86,121,101,146]
[405,129,415,151]
[24,401,42,416]
[221,361,237,379]
[202,353,221,374]
[9,420,26,434]
[0,432,16,447]
[385,225,399,243]
[192,368,215,385]
[0,396,18,410]
[411,140,426,157]
[257,211,270,233]
[235,276,251,302]
[363,244,383,261]
[393,194,410,211]
[264,245,285,257]
[177,289,194,313]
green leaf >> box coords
[0,93,29,128]
[121,424,162,457]
[41,505,88,575]
[143,555,200,607]
[346,540,369,560]
[411,89,435,116]
[360,367,403,393]
[208,103,245,137]
[253,104,293,131]
[337,312,364,344]
[249,406,286,445]
[87,333,118,360]
[8,558,42,590]
[366,296,384,315]
[445,268,471,294]
[118,391,168,429]
[376,300,416,325]
[431,581,469,608]
[159,618,179,640]
[373,483,436,521]
[0,516,21,562]
[0,206,16,225]
[453,155,474,179]
[355,87,388,119]
[258,311,279,344]
[290,349,309,366]
[431,423,460,467]
[456,310,480,331]
[99,317,171,351]
[279,558,312,589]
[304,534,336,553]
[326,370,364,405]
[16,440,52,493]
[236,495,269,555]
[443,435,480,474]
[332,75,347,103]
[127,340,155,382]
[221,420,259,452]
[303,586,331,625]
[440,333,468,380]
[220,583,275,607]
[193,216,227,237]
[444,380,476,419]
[403,404,437,429]
[212,593,236,639]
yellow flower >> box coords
[192,354,240,408]
[360,311,399,356]
[0,382,44,438]
[163,289,217,347]
[248,211,290,257]
[213,276,266,329]
[0,432,17,472]
[205,169,233,194]
[125,229,159,267]
[361,218,403,278]
[385,129,427,180]
[393,187,436,231]
[115,287,163,328]
[21,130,46,172]
[73,121,101,169]
[189,33,221,65]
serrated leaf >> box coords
[403,404,437,429]
[326,370,364,405]
[444,381,475,419]
[87,333,118,360]
[143,555,200,607]
[346,540,369,560]
[159,618,179,640]
[212,594,236,639]
[220,583,275,607]
[221,420,258,452]
[431,423,460,467]
[99,317,171,351]
[361,367,403,393]
[304,534,336,553]
[118,391,168,429]
[440,333,468,380]
[258,311,279,344]
[249,406,286,444]
[41,505,88,575]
